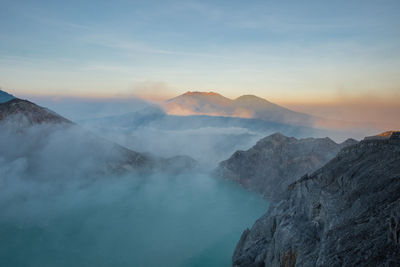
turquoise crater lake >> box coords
[0,173,268,267]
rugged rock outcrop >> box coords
[232,134,400,266]
[215,133,357,200]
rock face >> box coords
[232,135,400,266]
[215,133,357,200]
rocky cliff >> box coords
[215,133,357,200]
[232,133,400,266]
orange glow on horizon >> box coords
[13,88,400,131]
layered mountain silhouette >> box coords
[164,91,316,126]
[215,133,357,200]
[232,131,400,266]
[0,91,196,175]
[164,91,379,133]
[81,105,355,168]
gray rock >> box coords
[233,136,400,266]
[215,132,357,201]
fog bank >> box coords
[0,121,268,266]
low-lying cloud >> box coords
[0,120,268,267]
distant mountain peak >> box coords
[256,132,294,145]
[166,91,230,104]
[164,91,314,125]
[340,138,359,147]
[0,89,15,103]
[182,91,222,97]
[235,94,269,102]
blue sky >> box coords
[1,0,400,102]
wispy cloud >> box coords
[80,34,230,59]
[99,39,177,55]
[230,18,359,32]
[28,15,92,31]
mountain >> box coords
[215,133,358,200]
[232,95,313,125]
[0,92,196,175]
[364,130,400,140]
[232,132,400,266]
[80,106,356,168]
[0,98,72,125]
[0,89,15,103]
[164,91,316,126]
[164,91,232,116]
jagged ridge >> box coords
[233,134,400,266]
[215,132,357,200]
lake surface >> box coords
[0,173,268,267]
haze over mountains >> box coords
[2,88,336,170]
[1,88,399,266]
[0,91,197,176]
[54,90,371,168]
[2,0,399,265]
[79,102,348,168]
[164,91,383,135]
[0,89,268,266]
[164,91,315,126]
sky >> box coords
[1,0,400,107]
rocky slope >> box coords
[215,133,357,200]
[232,131,400,266]
[0,98,72,125]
